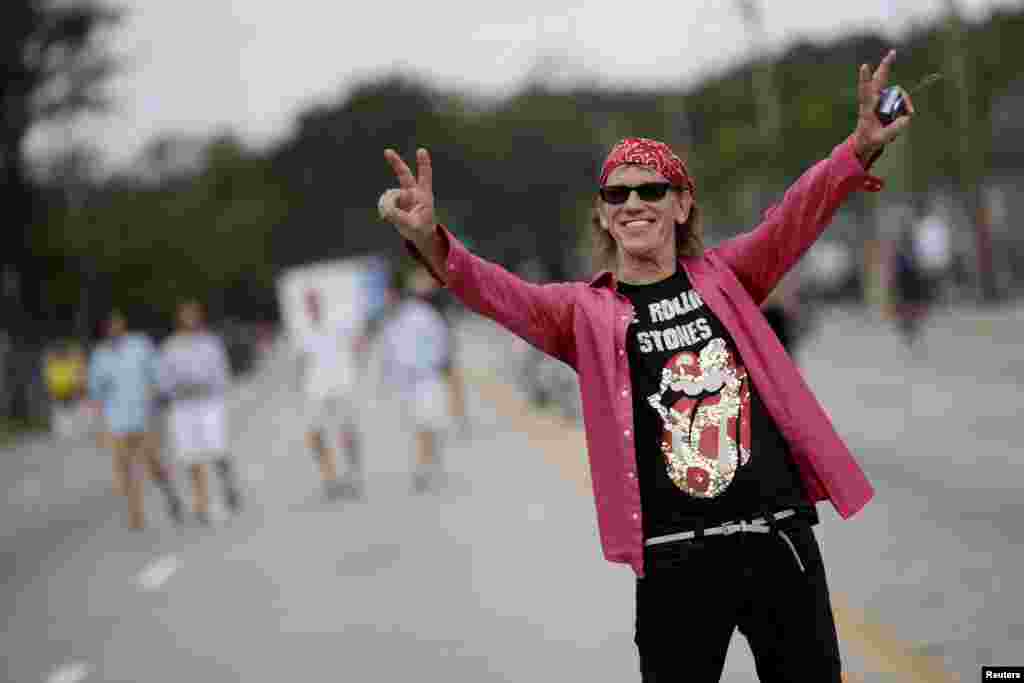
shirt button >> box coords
[624,429,631,438]
[632,512,639,520]
[448,264,455,271]
[621,389,628,397]
[618,348,625,356]
[628,471,636,479]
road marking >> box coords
[137,554,181,591]
[19,477,42,500]
[47,661,90,683]
[247,463,266,483]
[471,373,957,683]
[526,503,546,522]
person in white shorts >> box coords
[297,289,363,501]
[159,300,242,525]
[378,264,456,493]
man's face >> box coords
[108,314,127,337]
[598,165,691,265]
[305,293,322,324]
[179,303,202,331]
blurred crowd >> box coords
[13,259,468,533]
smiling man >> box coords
[378,50,913,682]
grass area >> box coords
[0,416,48,448]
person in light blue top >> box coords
[88,315,159,435]
[88,310,183,530]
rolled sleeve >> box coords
[408,225,578,366]
[716,135,884,304]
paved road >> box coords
[2,303,1021,682]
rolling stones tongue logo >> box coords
[646,338,751,498]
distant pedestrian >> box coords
[88,310,183,530]
[913,204,953,304]
[159,301,242,525]
[377,264,459,493]
[44,340,87,439]
[296,289,364,500]
[892,226,931,347]
[761,269,808,359]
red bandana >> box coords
[599,137,695,196]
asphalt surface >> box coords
[2,303,1022,683]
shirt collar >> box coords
[588,255,692,290]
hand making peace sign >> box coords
[852,50,915,164]
[379,148,436,243]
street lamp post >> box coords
[943,0,998,303]
[734,0,782,214]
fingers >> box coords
[884,114,913,141]
[416,148,432,194]
[901,91,917,116]
[384,149,416,189]
[873,49,897,88]
[858,63,872,104]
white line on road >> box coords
[19,477,42,500]
[137,554,181,591]
[247,463,266,483]
[47,661,90,683]
[526,503,546,522]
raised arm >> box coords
[716,50,914,304]
[378,149,578,366]
[379,148,448,280]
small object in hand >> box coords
[875,85,909,126]
[875,72,942,126]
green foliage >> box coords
[35,6,1024,330]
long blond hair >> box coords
[589,199,704,273]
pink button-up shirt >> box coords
[413,135,880,577]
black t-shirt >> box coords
[617,269,816,539]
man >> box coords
[296,289,363,500]
[913,203,953,304]
[378,52,912,681]
[158,300,242,525]
[377,264,461,493]
[88,310,183,530]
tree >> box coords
[1,0,120,338]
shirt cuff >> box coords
[403,224,461,287]
[839,135,885,193]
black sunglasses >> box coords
[599,182,679,205]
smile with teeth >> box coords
[624,219,655,228]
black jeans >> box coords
[634,520,842,682]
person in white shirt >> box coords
[297,289,363,500]
[377,265,458,493]
[159,300,242,524]
[913,206,953,303]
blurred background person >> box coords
[159,300,242,525]
[87,309,183,530]
[410,263,469,438]
[892,223,932,348]
[376,263,457,493]
[43,339,87,440]
[761,274,801,358]
[296,288,364,501]
[912,201,954,306]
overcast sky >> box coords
[28,0,1021,169]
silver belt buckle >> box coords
[720,521,745,536]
